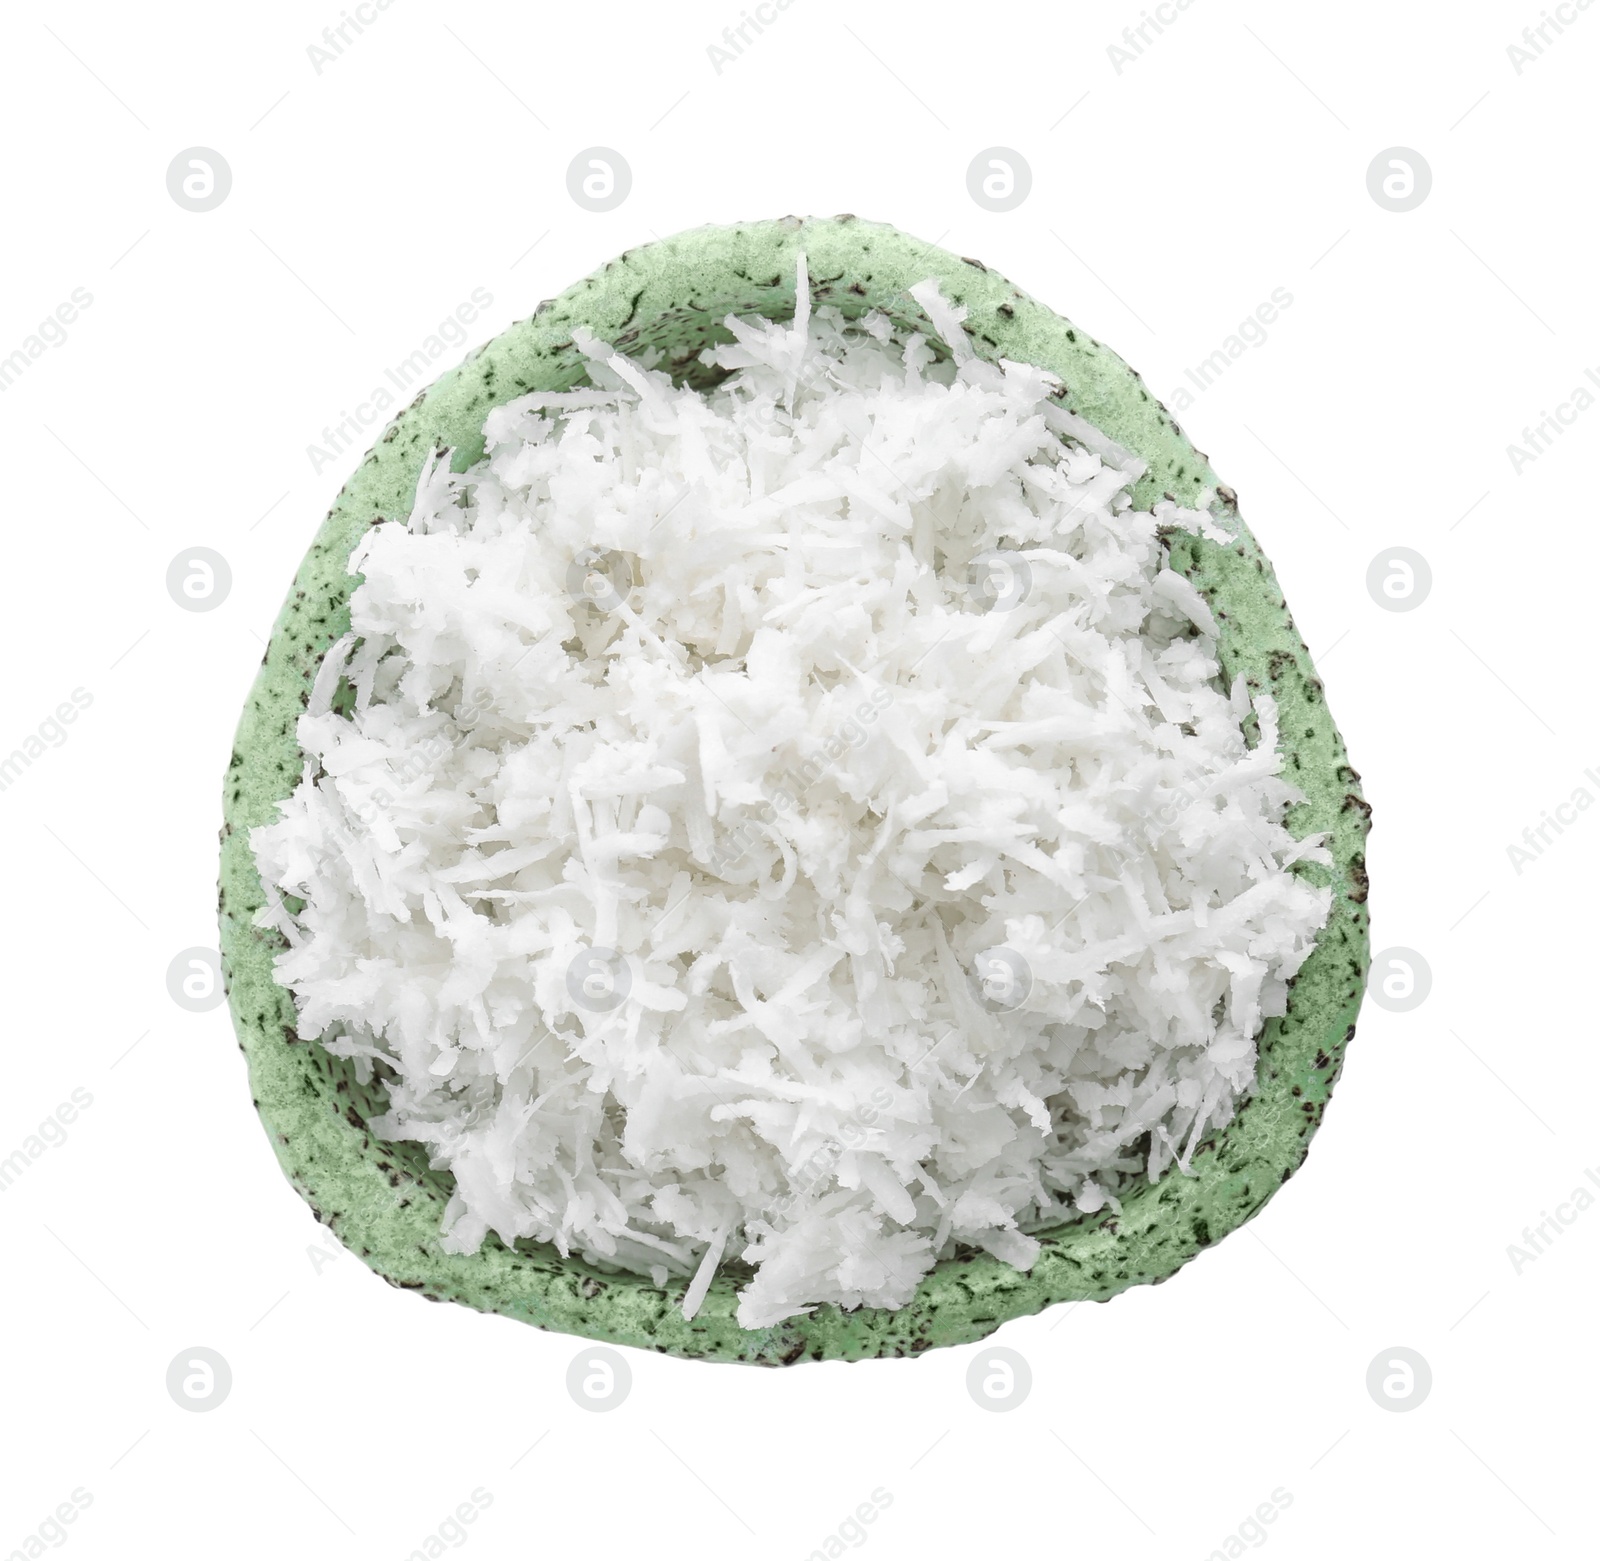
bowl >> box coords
[219,214,1370,1365]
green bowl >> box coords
[219,215,1370,1365]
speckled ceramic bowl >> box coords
[219,215,1370,1365]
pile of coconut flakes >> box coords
[251,261,1332,1329]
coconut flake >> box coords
[251,259,1331,1329]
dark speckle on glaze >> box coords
[217,215,1371,1366]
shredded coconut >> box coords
[251,262,1332,1328]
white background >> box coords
[2,1,1594,1557]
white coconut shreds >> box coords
[250,259,1333,1330]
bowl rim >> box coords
[219,213,1370,1365]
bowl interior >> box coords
[219,215,1370,1364]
